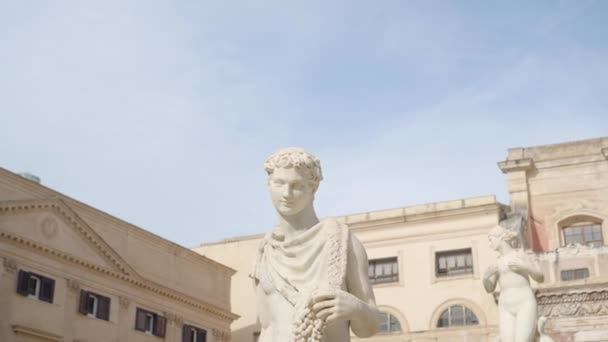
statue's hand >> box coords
[508,257,528,273]
[483,265,498,280]
[312,290,361,325]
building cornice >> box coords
[12,325,62,341]
[0,198,136,276]
[0,199,239,322]
[497,158,535,174]
[0,167,234,276]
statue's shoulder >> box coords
[319,218,350,234]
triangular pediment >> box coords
[0,198,140,278]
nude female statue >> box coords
[483,215,544,342]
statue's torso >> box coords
[254,219,352,342]
[257,284,351,342]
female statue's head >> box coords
[264,148,323,216]
[488,224,520,253]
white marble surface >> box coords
[253,148,381,342]
[483,213,544,342]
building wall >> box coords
[499,138,608,341]
[0,168,237,342]
[197,136,608,342]
[196,196,504,342]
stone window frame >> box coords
[182,323,207,342]
[436,305,479,328]
[560,268,590,282]
[376,305,409,334]
[368,257,399,285]
[135,307,166,338]
[430,242,479,284]
[559,217,604,247]
[16,269,55,303]
[435,248,474,278]
[429,298,486,331]
[78,289,111,321]
[545,204,608,250]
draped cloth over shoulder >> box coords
[252,219,350,342]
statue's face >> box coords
[268,167,315,217]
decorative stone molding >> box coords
[536,244,608,262]
[66,279,81,293]
[2,257,17,274]
[543,200,608,250]
[119,296,130,309]
[164,312,183,326]
[12,325,62,341]
[537,288,608,318]
[212,328,231,341]
[0,199,239,322]
[497,158,535,174]
[0,199,134,276]
[41,216,59,239]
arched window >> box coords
[437,305,478,328]
[562,219,604,247]
[378,311,402,334]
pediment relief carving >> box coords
[538,288,608,318]
[0,199,239,322]
[0,198,139,278]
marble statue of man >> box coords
[483,213,544,342]
[252,147,381,342]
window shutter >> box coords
[79,290,89,314]
[39,277,55,303]
[182,325,193,342]
[154,315,167,337]
[135,308,147,331]
[97,295,110,321]
[16,270,30,296]
[197,329,207,342]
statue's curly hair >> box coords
[489,224,519,243]
[264,147,323,192]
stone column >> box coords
[498,148,536,249]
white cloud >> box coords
[1,1,606,246]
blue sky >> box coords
[1,1,607,247]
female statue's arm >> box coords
[482,264,499,292]
[508,252,544,283]
[525,253,544,283]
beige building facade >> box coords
[0,168,238,342]
[195,137,608,342]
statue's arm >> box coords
[524,252,544,283]
[482,264,499,293]
[345,236,381,337]
[254,279,270,332]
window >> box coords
[378,312,402,334]
[563,223,603,247]
[368,257,399,284]
[79,290,110,320]
[16,270,55,303]
[436,249,473,277]
[437,305,479,328]
[561,268,590,281]
[182,324,207,342]
[135,308,166,337]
